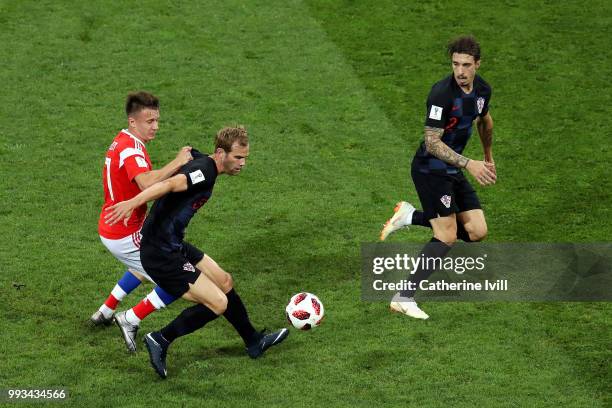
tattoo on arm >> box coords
[424,126,469,168]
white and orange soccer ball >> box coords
[285,292,325,330]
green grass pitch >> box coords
[0,0,610,406]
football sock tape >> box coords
[117,270,142,295]
[153,286,178,308]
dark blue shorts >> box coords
[411,165,481,221]
[140,241,205,298]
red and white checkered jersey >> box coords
[98,130,152,239]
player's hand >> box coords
[466,160,496,186]
[104,200,136,226]
[176,146,193,166]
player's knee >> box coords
[466,223,488,242]
[439,236,457,245]
[222,273,234,293]
[433,224,457,245]
[207,292,228,315]
[470,228,487,242]
[435,231,457,245]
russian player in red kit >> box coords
[92,91,193,353]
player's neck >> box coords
[126,127,147,144]
[460,83,474,94]
[211,154,224,174]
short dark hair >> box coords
[215,126,249,152]
[447,35,481,61]
[125,91,159,117]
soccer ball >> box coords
[285,292,324,330]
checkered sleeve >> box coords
[424,85,451,128]
[180,157,216,192]
[480,88,492,117]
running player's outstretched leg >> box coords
[380,201,482,243]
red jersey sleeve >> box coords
[123,153,151,181]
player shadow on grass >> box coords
[163,337,300,379]
[191,339,300,360]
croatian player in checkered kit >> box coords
[92,91,193,353]
[104,127,289,379]
[380,36,496,319]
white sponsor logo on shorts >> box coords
[183,262,195,272]
[429,105,443,120]
[440,195,452,209]
[189,170,205,185]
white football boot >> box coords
[380,201,416,241]
[114,311,139,353]
[389,292,429,320]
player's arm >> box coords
[476,112,494,163]
[105,174,188,226]
[133,146,193,190]
[424,126,470,168]
[424,126,496,186]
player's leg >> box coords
[91,264,145,328]
[454,173,486,242]
[457,210,487,242]
[144,271,225,378]
[92,269,143,325]
[380,167,462,240]
[399,214,456,293]
[143,244,227,352]
[390,169,455,319]
[196,255,233,292]
[96,234,178,351]
[114,284,177,353]
[381,170,483,241]
[381,199,440,239]
[91,234,148,326]
[381,203,481,242]
[140,243,227,378]
[179,269,228,312]
[430,214,458,244]
[120,285,177,327]
[160,273,227,344]
[390,216,455,319]
[195,254,288,359]
[118,244,211,342]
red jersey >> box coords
[98,130,152,239]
